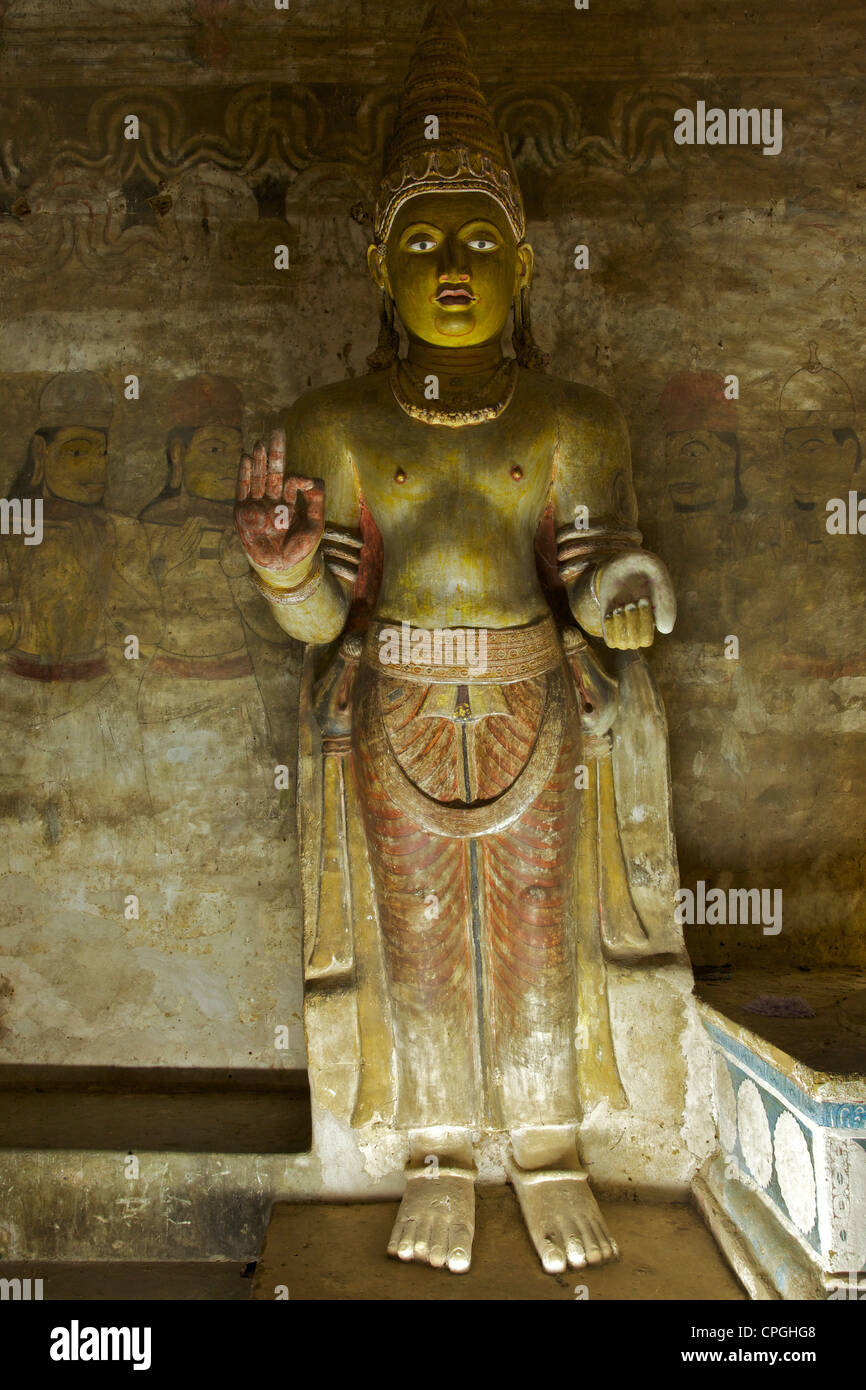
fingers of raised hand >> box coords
[237,452,253,502]
[265,429,286,500]
[250,439,268,499]
[303,477,325,530]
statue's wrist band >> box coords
[252,555,323,606]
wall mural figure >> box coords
[137,373,290,869]
[0,371,157,863]
[659,368,745,518]
[779,342,861,517]
[773,343,866,686]
[234,8,688,1277]
[656,367,747,644]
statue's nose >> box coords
[439,238,471,279]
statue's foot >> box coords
[507,1163,619,1275]
[387,1164,475,1274]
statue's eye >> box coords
[467,237,498,251]
[407,235,437,252]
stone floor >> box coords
[0,1191,745,1300]
[251,1187,746,1301]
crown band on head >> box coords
[374,4,526,249]
[374,145,526,247]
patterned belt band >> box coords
[361,614,562,685]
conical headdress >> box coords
[779,342,856,429]
[374,4,525,247]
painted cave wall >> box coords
[0,0,863,1069]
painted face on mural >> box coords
[664,429,737,512]
[370,191,532,347]
[782,425,860,507]
[178,424,243,502]
[34,426,108,505]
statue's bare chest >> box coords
[349,401,554,542]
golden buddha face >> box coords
[369,191,532,347]
[33,426,108,504]
[175,424,243,502]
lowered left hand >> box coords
[596,550,676,650]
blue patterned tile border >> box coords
[703,1018,866,1131]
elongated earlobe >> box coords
[512,285,548,372]
[367,287,400,372]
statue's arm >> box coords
[551,385,675,648]
[235,391,358,645]
[221,530,292,645]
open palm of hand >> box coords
[234,428,324,576]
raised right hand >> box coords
[234,428,324,580]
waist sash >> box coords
[361,614,561,686]
[356,623,572,839]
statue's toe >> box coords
[565,1232,587,1268]
[541,1234,567,1274]
[446,1226,472,1274]
[580,1221,604,1266]
[396,1220,417,1261]
[428,1213,448,1269]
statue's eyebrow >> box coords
[458,219,502,234]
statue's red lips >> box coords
[435,286,476,304]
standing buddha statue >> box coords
[235,5,683,1275]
